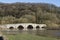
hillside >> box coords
[0,2,60,29]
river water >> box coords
[1,29,60,39]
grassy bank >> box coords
[5,33,59,40]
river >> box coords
[1,29,60,39]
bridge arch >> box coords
[36,26,40,29]
[17,25,24,30]
[27,25,33,29]
[41,26,46,29]
[9,26,14,30]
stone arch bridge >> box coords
[0,23,47,30]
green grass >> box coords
[5,33,59,40]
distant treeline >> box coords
[0,2,60,29]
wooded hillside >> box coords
[0,2,60,29]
